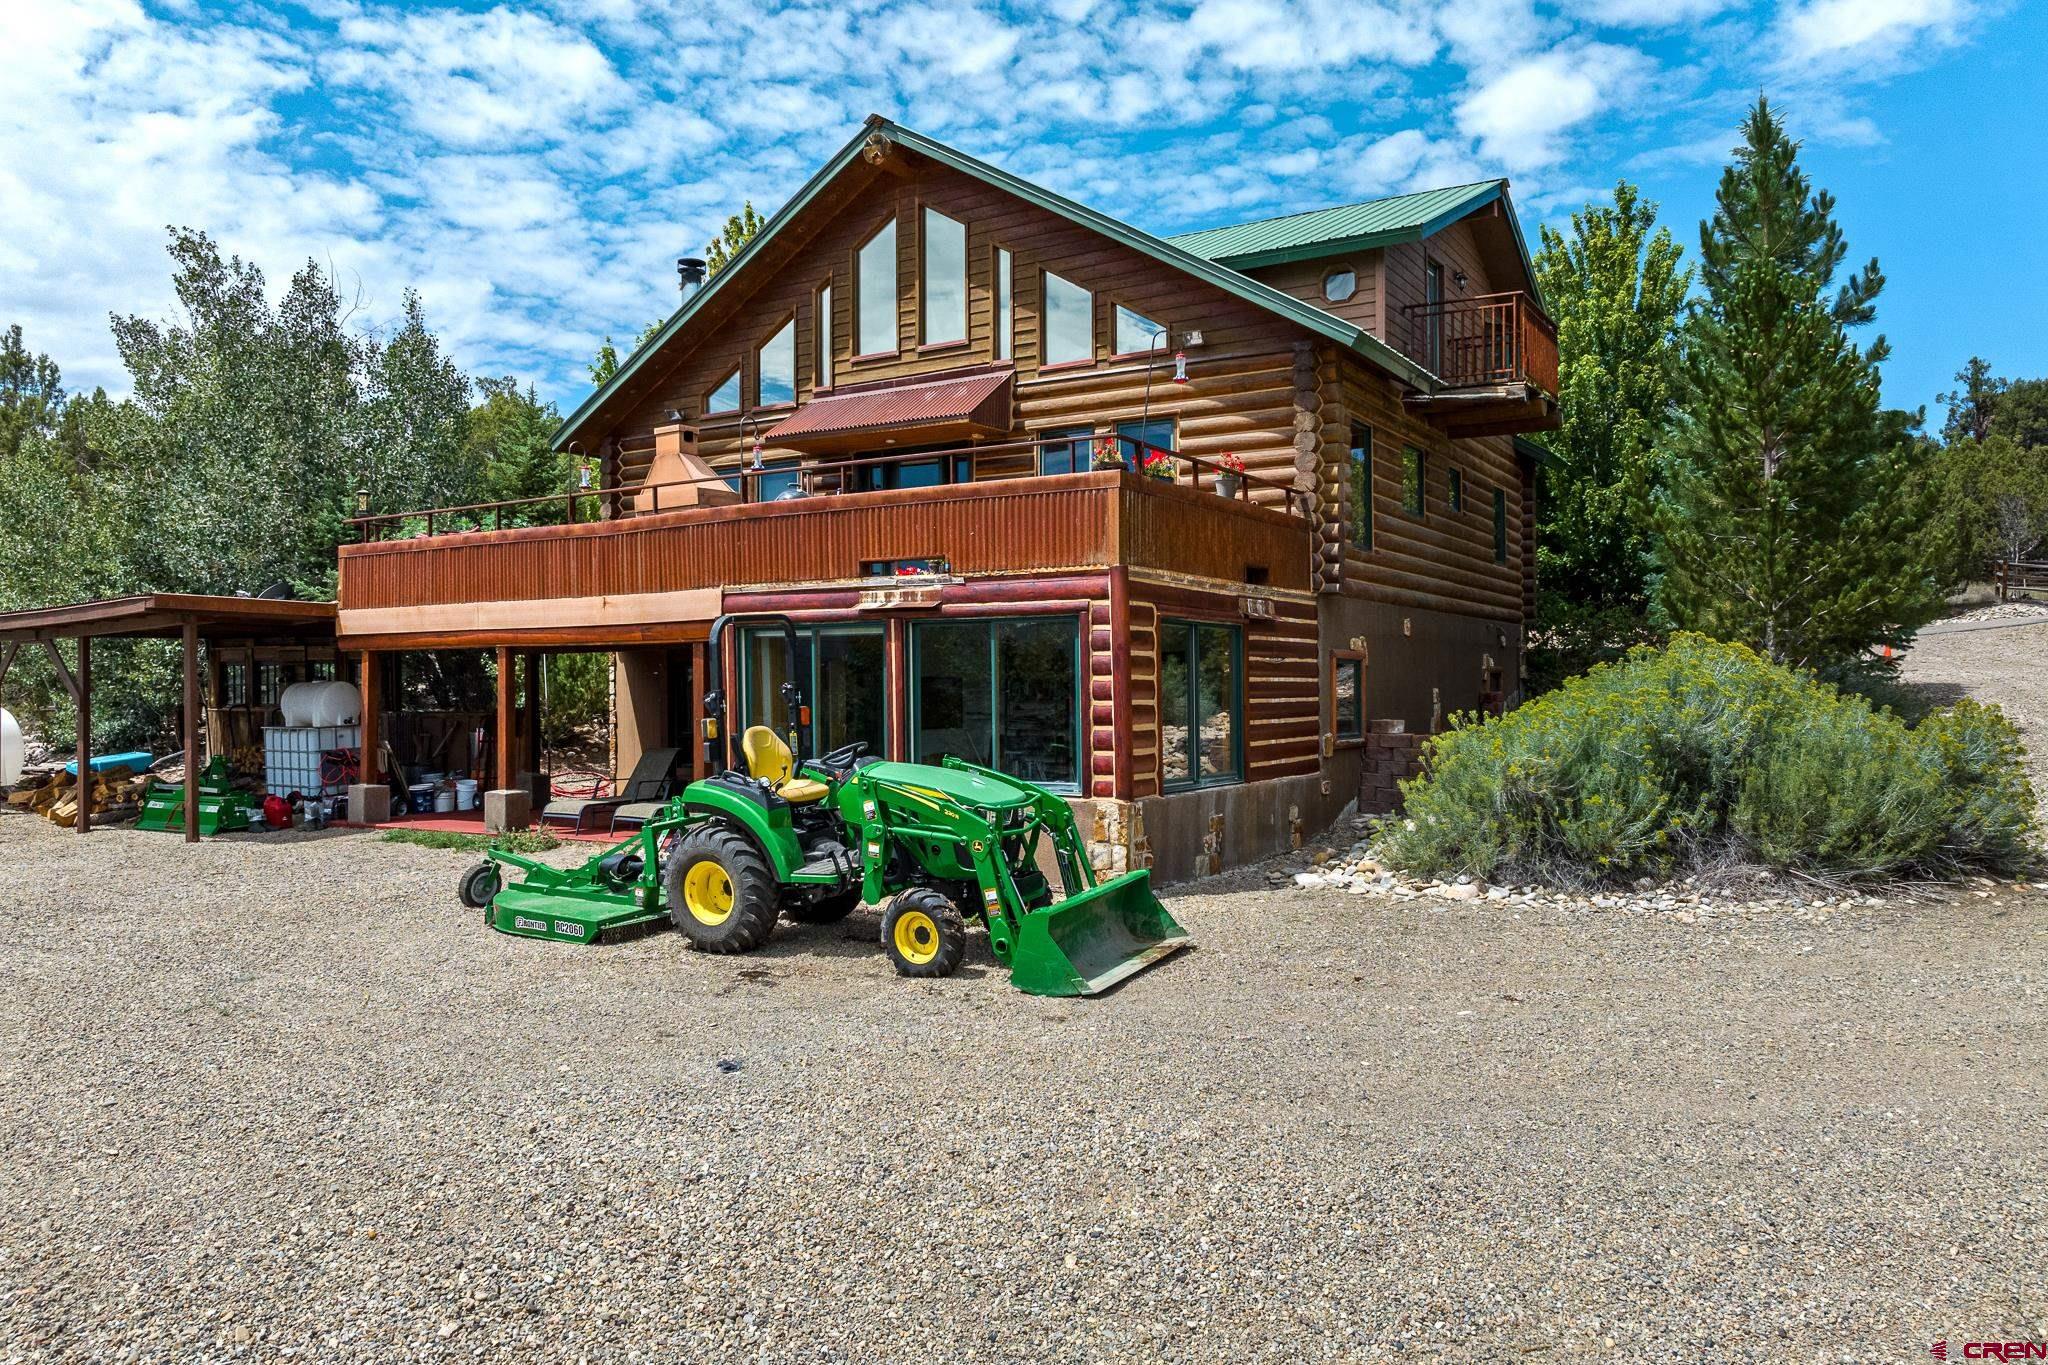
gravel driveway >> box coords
[1903,617,2048,803]
[1,813,2042,1363]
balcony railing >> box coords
[1400,291,1559,396]
[349,436,1310,541]
[336,467,1314,618]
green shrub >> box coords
[1381,633,2037,886]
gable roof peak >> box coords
[551,116,1439,452]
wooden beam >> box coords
[75,636,90,835]
[182,623,200,843]
[532,654,548,785]
[41,639,79,704]
[359,652,381,788]
[495,646,513,793]
[689,642,708,781]
[0,641,17,692]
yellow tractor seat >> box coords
[739,725,830,805]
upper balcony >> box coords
[336,440,1314,650]
[1397,291,1560,438]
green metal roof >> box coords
[554,117,1443,453]
[1167,181,1507,269]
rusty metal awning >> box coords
[763,367,1013,454]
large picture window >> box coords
[1116,417,1175,467]
[1350,424,1373,550]
[922,208,967,345]
[857,219,897,356]
[739,624,889,759]
[706,367,740,415]
[758,318,796,406]
[1042,271,1093,365]
[1159,620,1241,789]
[994,248,1013,361]
[815,283,833,388]
[1402,445,1426,517]
[1037,426,1093,475]
[1114,304,1165,356]
[911,616,1080,789]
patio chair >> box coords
[538,747,680,833]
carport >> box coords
[0,594,338,840]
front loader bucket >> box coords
[1005,870,1190,997]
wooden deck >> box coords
[336,469,1313,649]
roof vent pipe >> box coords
[676,257,707,300]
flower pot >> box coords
[1216,473,1242,498]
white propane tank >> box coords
[1,707,22,787]
[312,680,362,726]
[278,681,323,726]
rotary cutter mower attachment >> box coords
[465,613,1190,996]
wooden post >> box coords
[689,642,708,781]
[359,652,381,787]
[523,651,542,793]
[495,647,513,795]
[182,622,200,843]
[75,636,90,834]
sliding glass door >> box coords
[910,616,1080,790]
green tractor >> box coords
[464,614,1189,996]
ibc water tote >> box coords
[1,707,23,787]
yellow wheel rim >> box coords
[682,860,734,926]
[892,909,942,966]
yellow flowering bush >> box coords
[1381,634,2036,885]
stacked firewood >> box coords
[5,767,152,826]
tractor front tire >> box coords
[785,887,861,925]
[459,861,500,909]
[881,888,967,979]
[666,826,779,954]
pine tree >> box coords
[1529,183,1690,681]
[1653,98,1942,674]
[1939,356,2005,443]
[704,201,766,278]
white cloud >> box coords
[1455,44,1651,169]
[1777,0,1976,63]
[0,0,2011,405]
[1573,0,1740,26]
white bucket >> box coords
[455,779,480,811]
[1,708,21,787]
[434,787,456,814]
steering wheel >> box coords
[817,740,869,773]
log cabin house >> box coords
[337,116,1559,879]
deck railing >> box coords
[349,436,1310,541]
[1400,291,1559,396]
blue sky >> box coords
[3,0,2039,427]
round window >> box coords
[1323,268,1357,303]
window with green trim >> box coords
[911,616,1080,790]
[1494,488,1509,563]
[1402,446,1425,517]
[739,624,889,759]
[1447,466,1463,513]
[1350,424,1373,550]
[1159,620,1242,789]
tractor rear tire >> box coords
[784,887,861,925]
[459,861,500,909]
[881,888,967,979]
[666,826,779,954]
